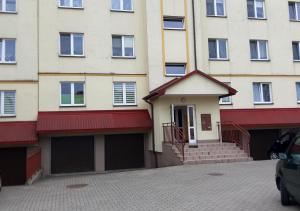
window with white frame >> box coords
[163,17,185,30]
[112,35,134,57]
[296,82,300,102]
[60,33,84,56]
[292,42,300,61]
[250,40,269,60]
[206,0,226,16]
[113,82,136,106]
[59,0,83,8]
[0,91,16,116]
[165,63,186,76]
[289,2,300,21]
[0,0,16,12]
[111,0,133,11]
[219,82,232,105]
[247,0,266,19]
[0,39,16,63]
[60,82,85,106]
[253,82,272,104]
[208,39,228,60]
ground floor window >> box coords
[0,90,16,116]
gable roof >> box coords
[143,70,237,102]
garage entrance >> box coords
[105,134,145,171]
[0,147,26,186]
[51,136,95,174]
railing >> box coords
[218,121,251,157]
[162,122,186,161]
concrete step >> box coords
[184,157,253,165]
[182,150,246,156]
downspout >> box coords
[191,0,198,70]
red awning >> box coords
[37,110,152,134]
[0,121,37,146]
[221,108,300,128]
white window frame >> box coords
[112,35,135,58]
[289,2,300,21]
[60,82,85,107]
[111,0,133,12]
[59,33,84,57]
[296,82,300,103]
[0,90,16,117]
[165,63,187,77]
[0,38,16,64]
[248,0,266,19]
[253,82,273,104]
[0,0,17,13]
[209,39,229,60]
[219,82,232,105]
[58,0,84,9]
[293,42,300,61]
[163,17,185,30]
[113,82,137,106]
[207,0,226,17]
[250,40,269,61]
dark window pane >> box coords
[111,0,120,10]
[293,43,300,60]
[73,0,82,7]
[216,0,224,16]
[123,0,132,10]
[296,83,300,102]
[253,83,261,102]
[256,0,264,18]
[112,36,122,56]
[208,40,217,59]
[61,83,71,105]
[6,0,16,12]
[262,84,271,102]
[0,40,2,61]
[74,83,84,104]
[206,0,215,16]
[60,34,71,55]
[166,64,186,75]
[218,39,227,59]
[247,0,255,18]
[164,19,184,29]
[5,39,16,62]
[124,36,134,57]
[297,3,300,20]
[259,41,267,59]
[250,41,258,59]
[289,2,296,20]
[73,34,83,55]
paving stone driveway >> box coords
[0,160,299,211]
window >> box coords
[59,0,83,8]
[250,40,269,60]
[289,2,300,21]
[60,33,84,56]
[253,82,272,104]
[0,0,16,12]
[165,64,186,76]
[60,82,85,106]
[111,0,133,11]
[220,82,232,105]
[0,91,16,116]
[208,39,228,60]
[0,39,16,63]
[293,42,300,61]
[206,0,226,16]
[112,35,134,57]
[113,82,136,106]
[247,0,265,19]
[163,17,185,29]
[296,83,300,102]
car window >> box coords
[290,137,300,165]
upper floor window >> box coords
[59,0,83,8]
[113,82,136,106]
[0,0,16,13]
[111,0,133,12]
[163,17,185,30]
[296,82,300,103]
[208,39,228,60]
[60,33,84,57]
[220,82,232,105]
[293,42,300,61]
[289,2,300,21]
[0,90,16,117]
[60,82,85,106]
[0,39,16,63]
[165,63,186,76]
[250,40,269,60]
[206,0,226,17]
[247,0,266,19]
[253,82,272,104]
[112,35,134,58]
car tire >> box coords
[280,179,291,206]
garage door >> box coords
[105,134,144,171]
[51,136,95,174]
[0,148,26,186]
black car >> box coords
[276,135,300,206]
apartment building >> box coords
[0,0,299,186]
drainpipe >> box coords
[191,0,198,70]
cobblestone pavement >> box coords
[0,160,299,211]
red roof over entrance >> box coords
[37,110,152,134]
[221,108,300,128]
[0,121,37,146]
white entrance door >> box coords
[187,105,197,145]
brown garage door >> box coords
[0,147,26,186]
[51,136,95,174]
[105,134,145,171]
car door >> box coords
[284,137,300,202]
